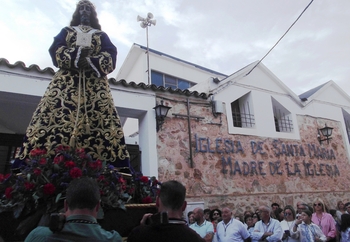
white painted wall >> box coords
[0,73,50,96]
[109,86,159,176]
[118,45,227,85]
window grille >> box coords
[231,100,255,128]
[274,107,293,132]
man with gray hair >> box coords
[251,205,283,242]
[190,207,214,242]
[216,207,250,242]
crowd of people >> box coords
[20,176,350,242]
[186,199,350,242]
[7,0,350,241]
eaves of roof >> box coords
[298,82,328,100]
[0,58,210,99]
[135,43,228,78]
[108,78,210,100]
[0,58,55,75]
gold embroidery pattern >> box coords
[17,27,129,165]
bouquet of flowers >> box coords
[133,174,161,204]
[0,145,134,219]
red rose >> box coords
[128,187,135,194]
[76,148,85,154]
[141,196,153,204]
[65,161,75,168]
[39,158,47,165]
[24,182,35,191]
[97,175,105,181]
[0,174,4,182]
[33,168,42,176]
[30,148,47,157]
[56,145,70,151]
[43,183,56,195]
[54,155,65,164]
[69,167,82,179]
[76,148,87,159]
[119,177,125,183]
[140,176,149,183]
[4,173,11,180]
[89,160,102,170]
[5,187,13,199]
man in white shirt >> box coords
[216,207,250,242]
[251,205,283,242]
[190,207,214,242]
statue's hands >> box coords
[78,57,89,69]
[77,48,91,69]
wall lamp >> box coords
[153,100,171,132]
[317,124,333,144]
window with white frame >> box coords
[271,97,293,133]
[342,108,350,144]
[151,70,195,90]
[230,92,255,128]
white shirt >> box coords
[290,222,326,242]
[280,220,299,242]
[190,220,214,238]
[216,218,250,242]
[251,218,283,242]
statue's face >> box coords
[79,5,91,25]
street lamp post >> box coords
[137,13,156,85]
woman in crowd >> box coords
[252,212,260,225]
[311,198,336,242]
[340,213,350,242]
[336,201,346,225]
[187,211,195,225]
[244,214,255,237]
[291,209,327,242]
[329,209,340,241]
[281,205,299,242]
[210,209,221,230]
[209,209,222,223]
[274,207,285,222]
[212,217,222,242]
[210,208,222,237]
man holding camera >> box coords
[25,177,122,242]
[127,180,205,242]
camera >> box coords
[284,230,290,236]
[146,212,169,225]
[49,213,66,232]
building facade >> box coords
[1,43,349,211]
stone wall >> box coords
[156,96,350,213]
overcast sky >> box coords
[1,0,349,96]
